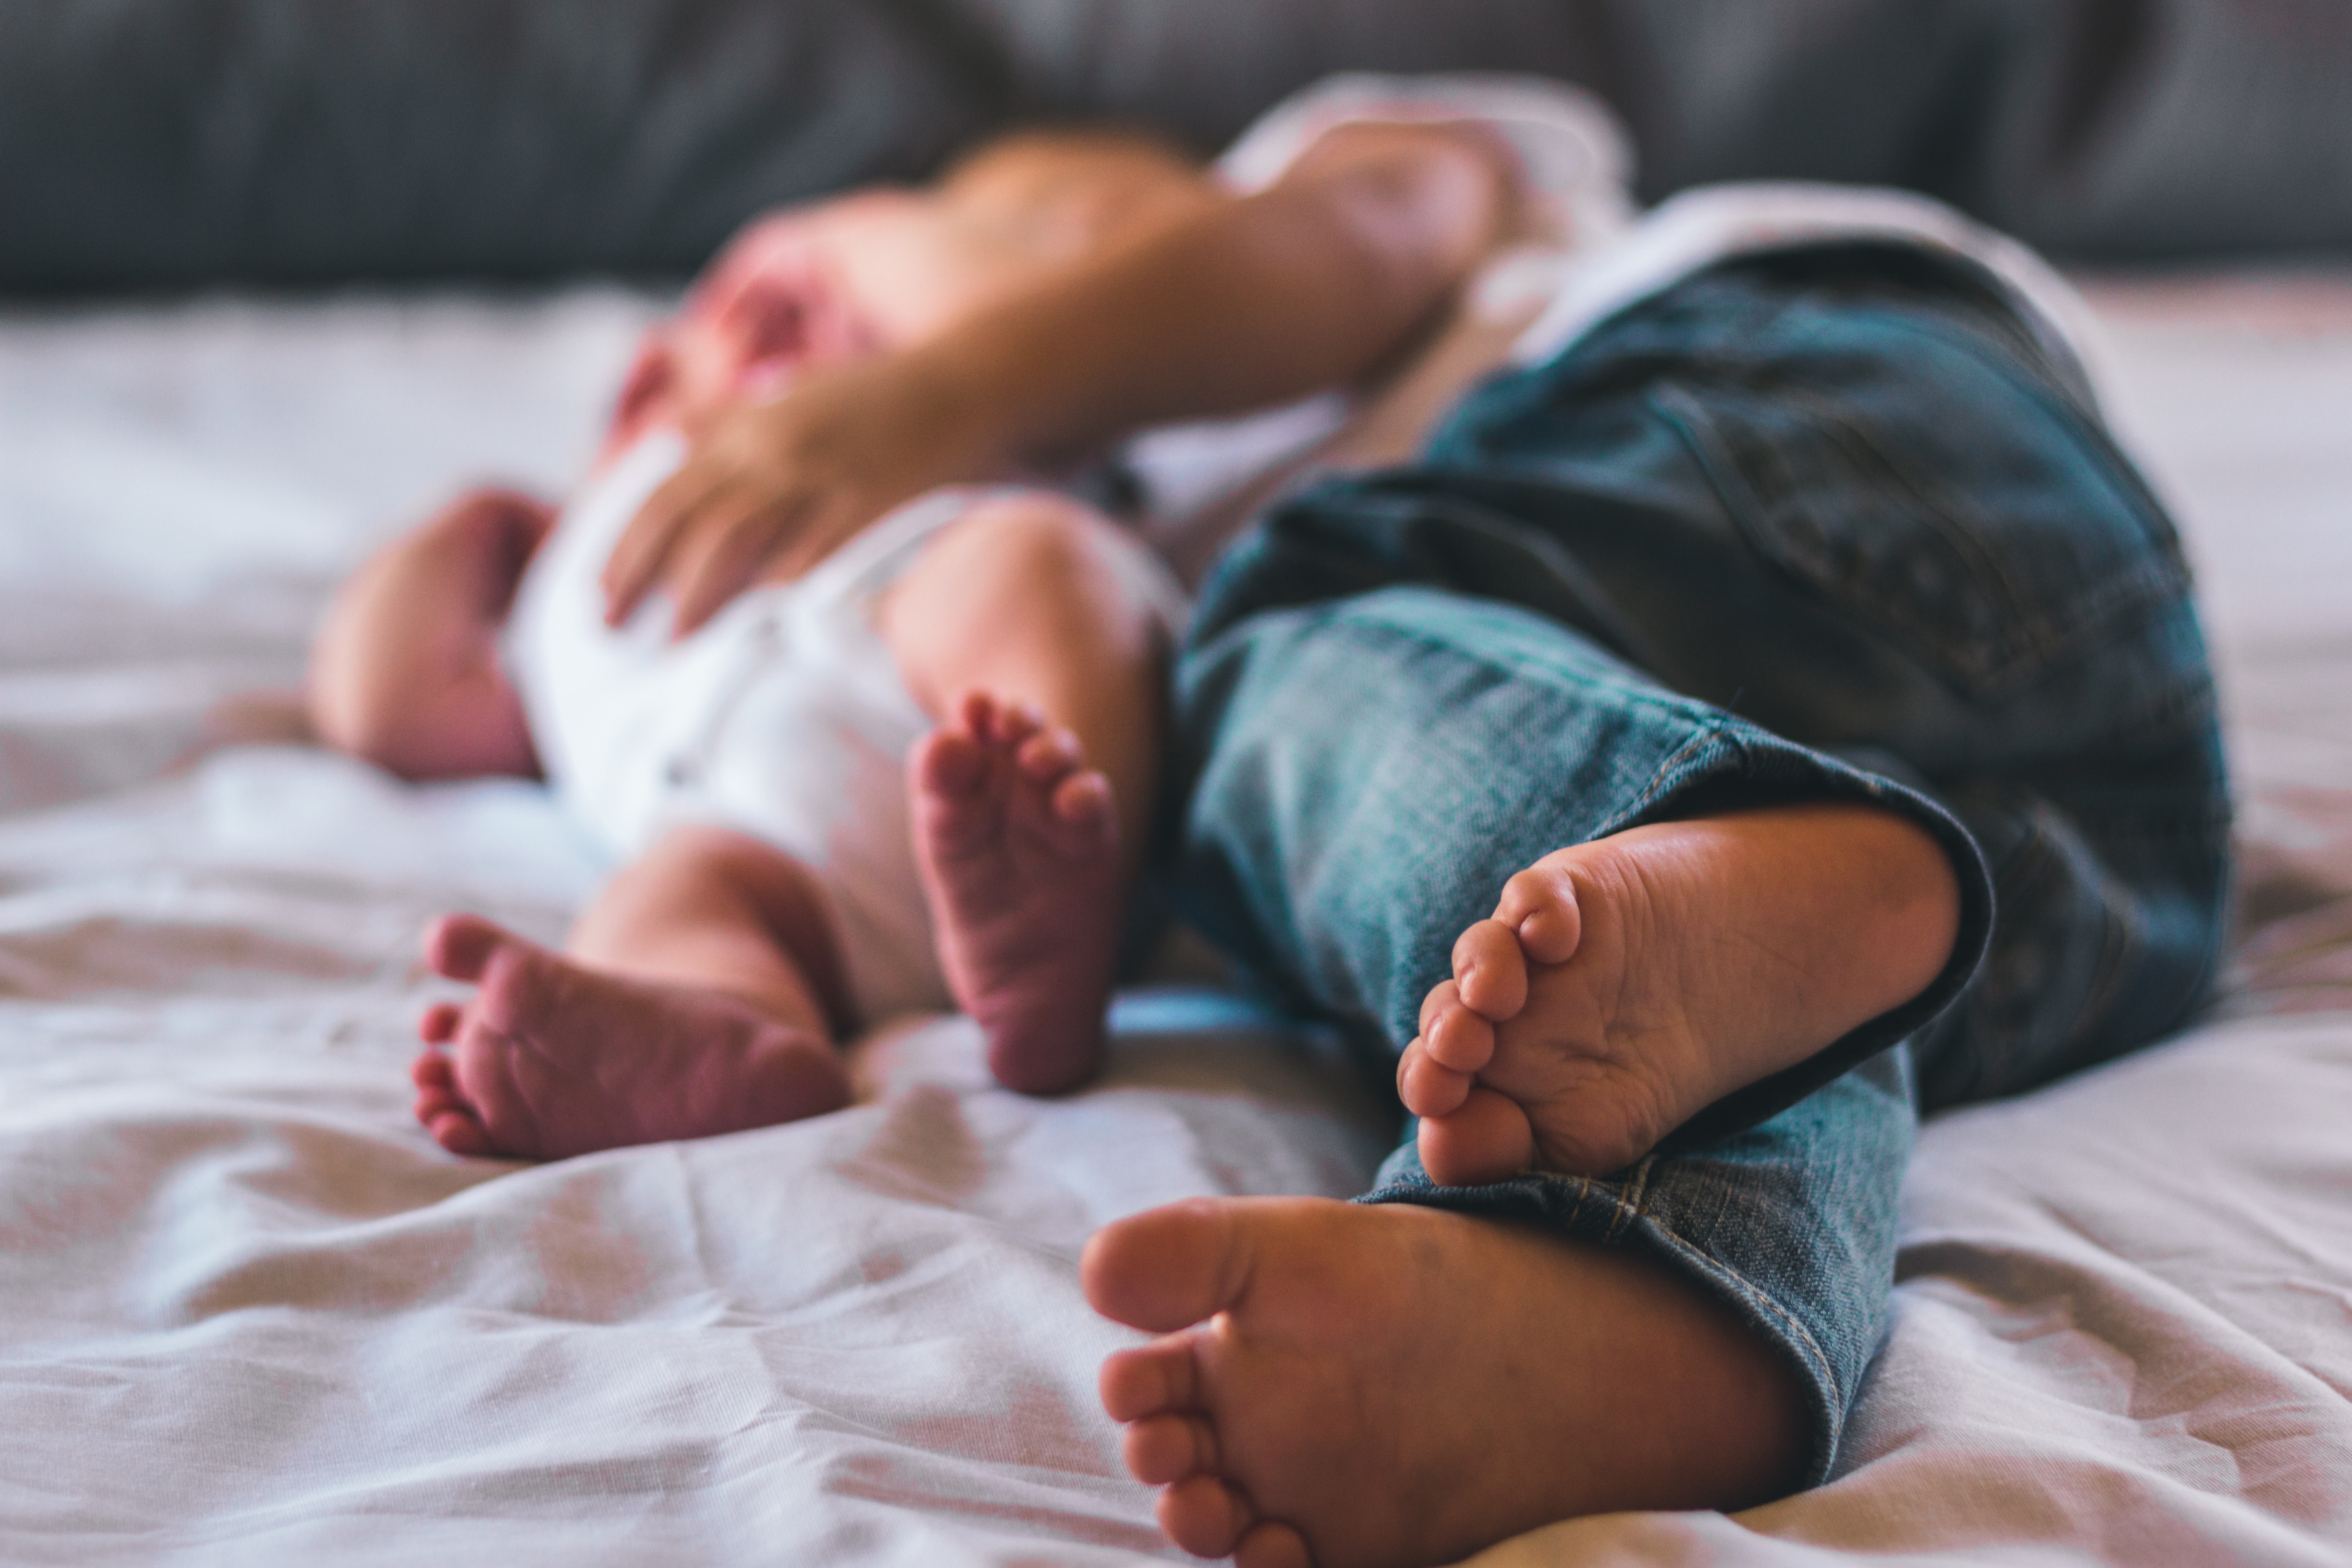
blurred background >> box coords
[3,0,2349,294]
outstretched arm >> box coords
[604,123,1516,633]
[919,121,1512,466]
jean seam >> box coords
[1328,597,1729,745]
[1609,1161,1845,1419]
[1858,312,2200,673]
[1977,812,2062,1097]
[1644,730,1733,793]
[1773,382,2044,618]
[1615,728,1751,831]
[2065,886,2139,1062]
[1613,1155,1656,1236]
[1636,1226,1845,1432]
[1671,372,2042,633]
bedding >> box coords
[0,272,2348,1565]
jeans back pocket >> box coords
[1653,315,2192,701]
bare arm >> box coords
[604,124,1515,633]
[923,121,1512,465]
[309,488,553,781]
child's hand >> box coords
[599,352,1006,636]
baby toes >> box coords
[1123,1410,1222,1486]
[911,721,990,802]
[1233,1520,1315,1568]
[1014,724,1083,783]
[424,1105,497,1158]
[1418,977,1459,1037]
[1398,1038,1474,1118]
[1496,859,1583,965]
[1398,988,1493,1118]
[1423,993,1496,1072]
[1046,768,1118,850]
[977,695,1046,751]
[1418,1085,1536,1187]
[952,688,1002,740]
[1452,917,1530,1020]
[1159,1472,1260,1560]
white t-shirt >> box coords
[1116,73,2107,523]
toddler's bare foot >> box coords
[1085,1196,1804,1568]
[1398,803,1960,1183]
[911,691,1123,1095]
[409,913,848,1160]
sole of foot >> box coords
[1397,803,1961,1184]
[1084,1195,1807,1568]
[910,690,1124,1095]
[411,912,848,1160]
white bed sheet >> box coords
[0,274,2346,1568]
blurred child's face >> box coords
[605,135,1210,455]
[604,193,914,453]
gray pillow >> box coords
[3,0,2346,292]
[0,0,997,288]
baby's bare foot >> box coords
[1398,803,1960,1183]
[1085,1196,1805,1568]
[911,691,1123,1095]
[409,913,848,1160]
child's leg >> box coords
[876,494,1168,1094]
[411,825,852,1160]
[308,487,551,781]
[568,823,854,1035]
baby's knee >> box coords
[922,493,1156,626]
[953,492,1121,578]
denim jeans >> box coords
[1162,243,2232,1484]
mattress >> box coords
[0,273,2347,1566]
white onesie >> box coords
[505,433,1185,1026]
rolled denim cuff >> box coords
[1593,722,1995,1152]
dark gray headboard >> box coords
[4,0,2347,292]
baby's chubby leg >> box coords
[877,494,1167,1094]
[308,487,552,780]
[413,824,853,1159]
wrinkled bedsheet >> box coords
[0,277,2347,1567]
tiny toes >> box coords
[914,725,989,799]
[956,689,1000,737]
[1016,727,1081,780]
[1423,998,1495,1072]
[987,699,1045,749]
[1124,1411,1220,1485]
[1418,978,1461,1036]
[423,911,509,982]
[1419,1085,1536,1187]
[1498,863,1582,965]
[1452,918,1529,1019]
[1048,770,1117,844]
[1100,1339,1200,1421]
[1160,1473,1256,1559]
[425,1106,495,1157]
[1234,1520,1314,1568]
[418,1002,463,1045]
[1398,1040,1473,1118]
